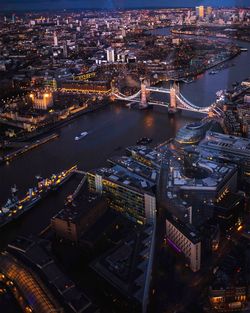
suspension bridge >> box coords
[112,80,224,117]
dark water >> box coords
[0,28,250,240]
[0,103,198,312]
[151,27,250,106]
[0,26,249,313]
[0,105,197,243]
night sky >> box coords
[0,0,249,11]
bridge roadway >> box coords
[115,96,211,113]
[113,86,214,114]
[146,87,170,93]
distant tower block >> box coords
[107,47,115,63]
[140,79,150,108]
[169,82,179,114]
[53,31,58,47]
[63,41,68,58]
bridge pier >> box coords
[140,79,150,108]
[112,81,212,114]
[168,82,179,114]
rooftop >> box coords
[91,224,155,303]
[89,165,156,194]
[167,215,201,244]
[7,237,94,313]
[168,156,237,191]
[199,131,250,158]
[52,193,102,223]
[108,156,158,182]
[126,145,162,168]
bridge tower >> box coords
[110,79,119,101]
[140,78,150,108]
[168,82,179,114]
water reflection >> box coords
[144,114,154,128]
[114,105,122,114]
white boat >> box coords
[75,132,88,141]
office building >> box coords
[209,247,250,312]
[63,41,68,58]
[51,195,107,242]
[166,217,201,272]
[106,47,115,63]
[91,223,155,311]
[166,156,238,224]
[198,131,250,180]
[207,6,213,16]
[127,145,162,169]
[196,6,205,18]
[175,120,222,145]
[108,156,158,183]
[237,103,250,137]
[53,31,58,46]
[87,165,156,224]
[210,286,248,312]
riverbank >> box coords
[1,101,108,143]
[172,28,250,43]
[0,133,59,164]
[0,26,250,247]
[149,26,250,107]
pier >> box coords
[0,133,59,164]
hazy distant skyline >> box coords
[0,0,249,11]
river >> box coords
[0,27,250,244]
[151,27,250,106]
[0,25,250,313]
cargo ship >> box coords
[0,165,77,229]
[75,132,88,141]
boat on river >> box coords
[75,132,88,141]
[0,165,77,229]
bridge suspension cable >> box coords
[176,93,211,112]
[112,90,141,101]
[113,85,215,114]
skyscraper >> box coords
[200,6,205,18]
[53,31,58,46]
[196,6,205,18]
[106,47,115,63]
[195,6,200,17]
[63,41,68,58]
[207,6,213,16]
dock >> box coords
[0,133,59,164]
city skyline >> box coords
[0,0,250,11]
[0,4,250,313]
